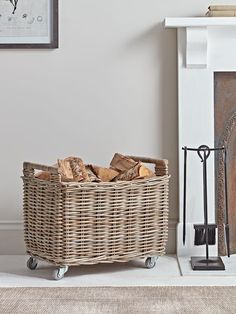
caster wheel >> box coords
[27,257,38,270]
[52,266,68,280]
[145,257,157,269]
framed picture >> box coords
[0,0,58,48]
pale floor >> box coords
[0,255,236,287]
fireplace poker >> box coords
[198,145,210,260]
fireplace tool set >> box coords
[182,145,230,270]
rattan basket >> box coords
[22,156,169,279]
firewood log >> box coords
[90,165,119,182]
[57,157,89,182]
[35,164,57,181]
[115,162,155,181]
[67,157,90,182]
[139,164,155,178]
[57,159,74,182]
[110,153,137,172]
[85,165,101,182]
[36,171,50,181]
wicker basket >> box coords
[22,156,169,269]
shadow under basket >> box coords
[22,156,170,277]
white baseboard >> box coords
[0,221,23,231]
[0,219,177,255]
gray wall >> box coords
[0,0,232,254]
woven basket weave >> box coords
[22,156,169,266]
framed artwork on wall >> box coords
[0,0,58,48]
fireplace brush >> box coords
[182,145,230,270]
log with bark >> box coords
[90,165,119,182]
[115,161,155,181]
[36,171,51,181]
[36,163,58,181]
[57,159,74,182]
[110,153,137,172]
[58,157,89,182]
[67,157,90,182]
[85,165,101,182]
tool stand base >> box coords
[191,256,225,271]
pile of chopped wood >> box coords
[36,153,155,183]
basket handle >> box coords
[126,156,168,176]
[23,162,61,182]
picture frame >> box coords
[0,0,58,49]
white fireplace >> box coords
[165,17,236,275]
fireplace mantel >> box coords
[165,17,236,28]
[165,17,236,68]
[164,17,236,275]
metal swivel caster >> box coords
[145,256,158,269]
[52,266,69,280]
[27,257,38,270]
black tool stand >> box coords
[191,257,225,271]
[183,145,230,271]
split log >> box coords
[36,171,50,181]
[58,157,89,182]
[57,159,74,182]
[139,164,155,178]
[110,153,137,172]
[115,162,155,181]
[90,165,119,182]
[85,165,101,182]
[35,163,57,181]
[67,157,90,182]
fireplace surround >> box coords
[165,17,236,274]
